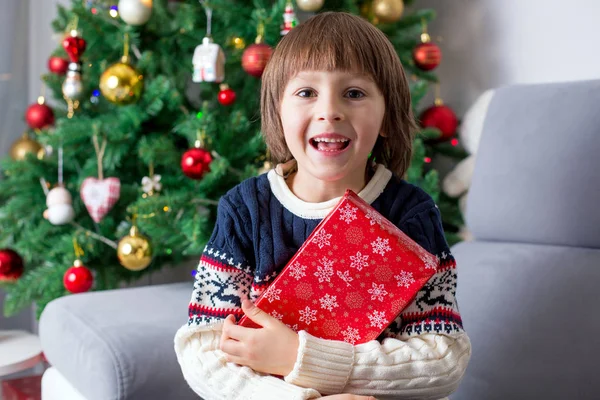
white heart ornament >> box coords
[80,177,121,223]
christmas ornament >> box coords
[413,27,441,71]
[43,186,75,225]
[296,0,324,12]
[80,134,121,222]
[0,249,24,282]
[217,84,236,106]
[192,37,225,83]
[25,98,54,130]
[80,178,121,222]
[62,30,87,102]
[48,56,69,75]
[62,30,87,63]
[420,102,458,141]
[9,133,44,161]
[242,43,272,78]
[118,0,153,26]
[100,60,143,104]
[193,2,225,83]
[281,1,298,36]
[63,259,93,293]
[372,0,404,24]
[141,174,162,195]
[230,36,246,50]
[117,225,153,271]
[181,139,213,180]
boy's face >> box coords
[280,70,385,189]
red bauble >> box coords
[0,249,24,282]
[25,103,55,130]
[242,43,273,78]
[63,261,93,294]
[413,42,442,71]
[48,56,69,75]
[419,104,458,141]
[62,33,87,63]
[181,147,213,179]
[218,85,236,106]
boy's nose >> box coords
[317,99,345,122]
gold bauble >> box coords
[230,36,246,50]
[373,0,404,24]
[296,0,324,12]
[99,57,144,105]
[117,226,153,271]
[10,133,44,161]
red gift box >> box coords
[1,374,42,400]
[239,190,438,344]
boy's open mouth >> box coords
[309,137,351,152]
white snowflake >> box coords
[289,261,307,280]
[286,323,299,332]
[395,270,416,288]
[319,294,339,311]
[264,286,282,303]
[349,251,369,271]
[371,237,391,256]
[271,311,284,321]
[365,208,383,226]
[299,306,318,325]
[341,326,361,344]
[312,229,332,249]
[368,310,387,329]
[425,256,438,270]
[339,204,358,224]
[367,283,388,301]
[336,270,353,286]
[319,257,334,269]
[314,263,334,283]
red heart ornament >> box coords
[62,33,87,63]
[80,177,121,223]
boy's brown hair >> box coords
[261,11,417,178]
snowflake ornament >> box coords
[141,174,162,195]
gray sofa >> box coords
[39,79,600,399]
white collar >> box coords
[267,161,392,219]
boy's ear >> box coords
[380,131,387,138]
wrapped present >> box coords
[239,190,438,344]
[1,374,42,400]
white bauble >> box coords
[46,187,73,207]
[44,204,75,225]
[118,0,153,26]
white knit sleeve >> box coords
[284,330,470,399]
[174,323,321,400]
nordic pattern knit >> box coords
[174,163,471,400]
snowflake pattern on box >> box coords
[238,190,442,344]
[299,306,318,325]
[371,237,391,256]
[289,261,307,280]
[395,270,415,288]
[312,229,332,249]
[339,204,358,224]
[349,251,369,271]
[319,294,339,311]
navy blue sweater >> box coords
[188,168,463,337]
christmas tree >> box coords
[0,0,465,318]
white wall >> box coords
[415,0,600,116]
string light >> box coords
[109,5,118,18]
[424,157,432,164]
[450,138,459,147]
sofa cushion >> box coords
[467,79,600,248]
[39,282,198,400]
[451,240,600,399]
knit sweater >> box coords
[174,163,471,400]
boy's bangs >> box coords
[281,32,375,81]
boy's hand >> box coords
[321,395,377,400]
[219,299,299,376]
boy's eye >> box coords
[296,89,316,98]
[345,89,365,99]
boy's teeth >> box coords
[313,138,349,143]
